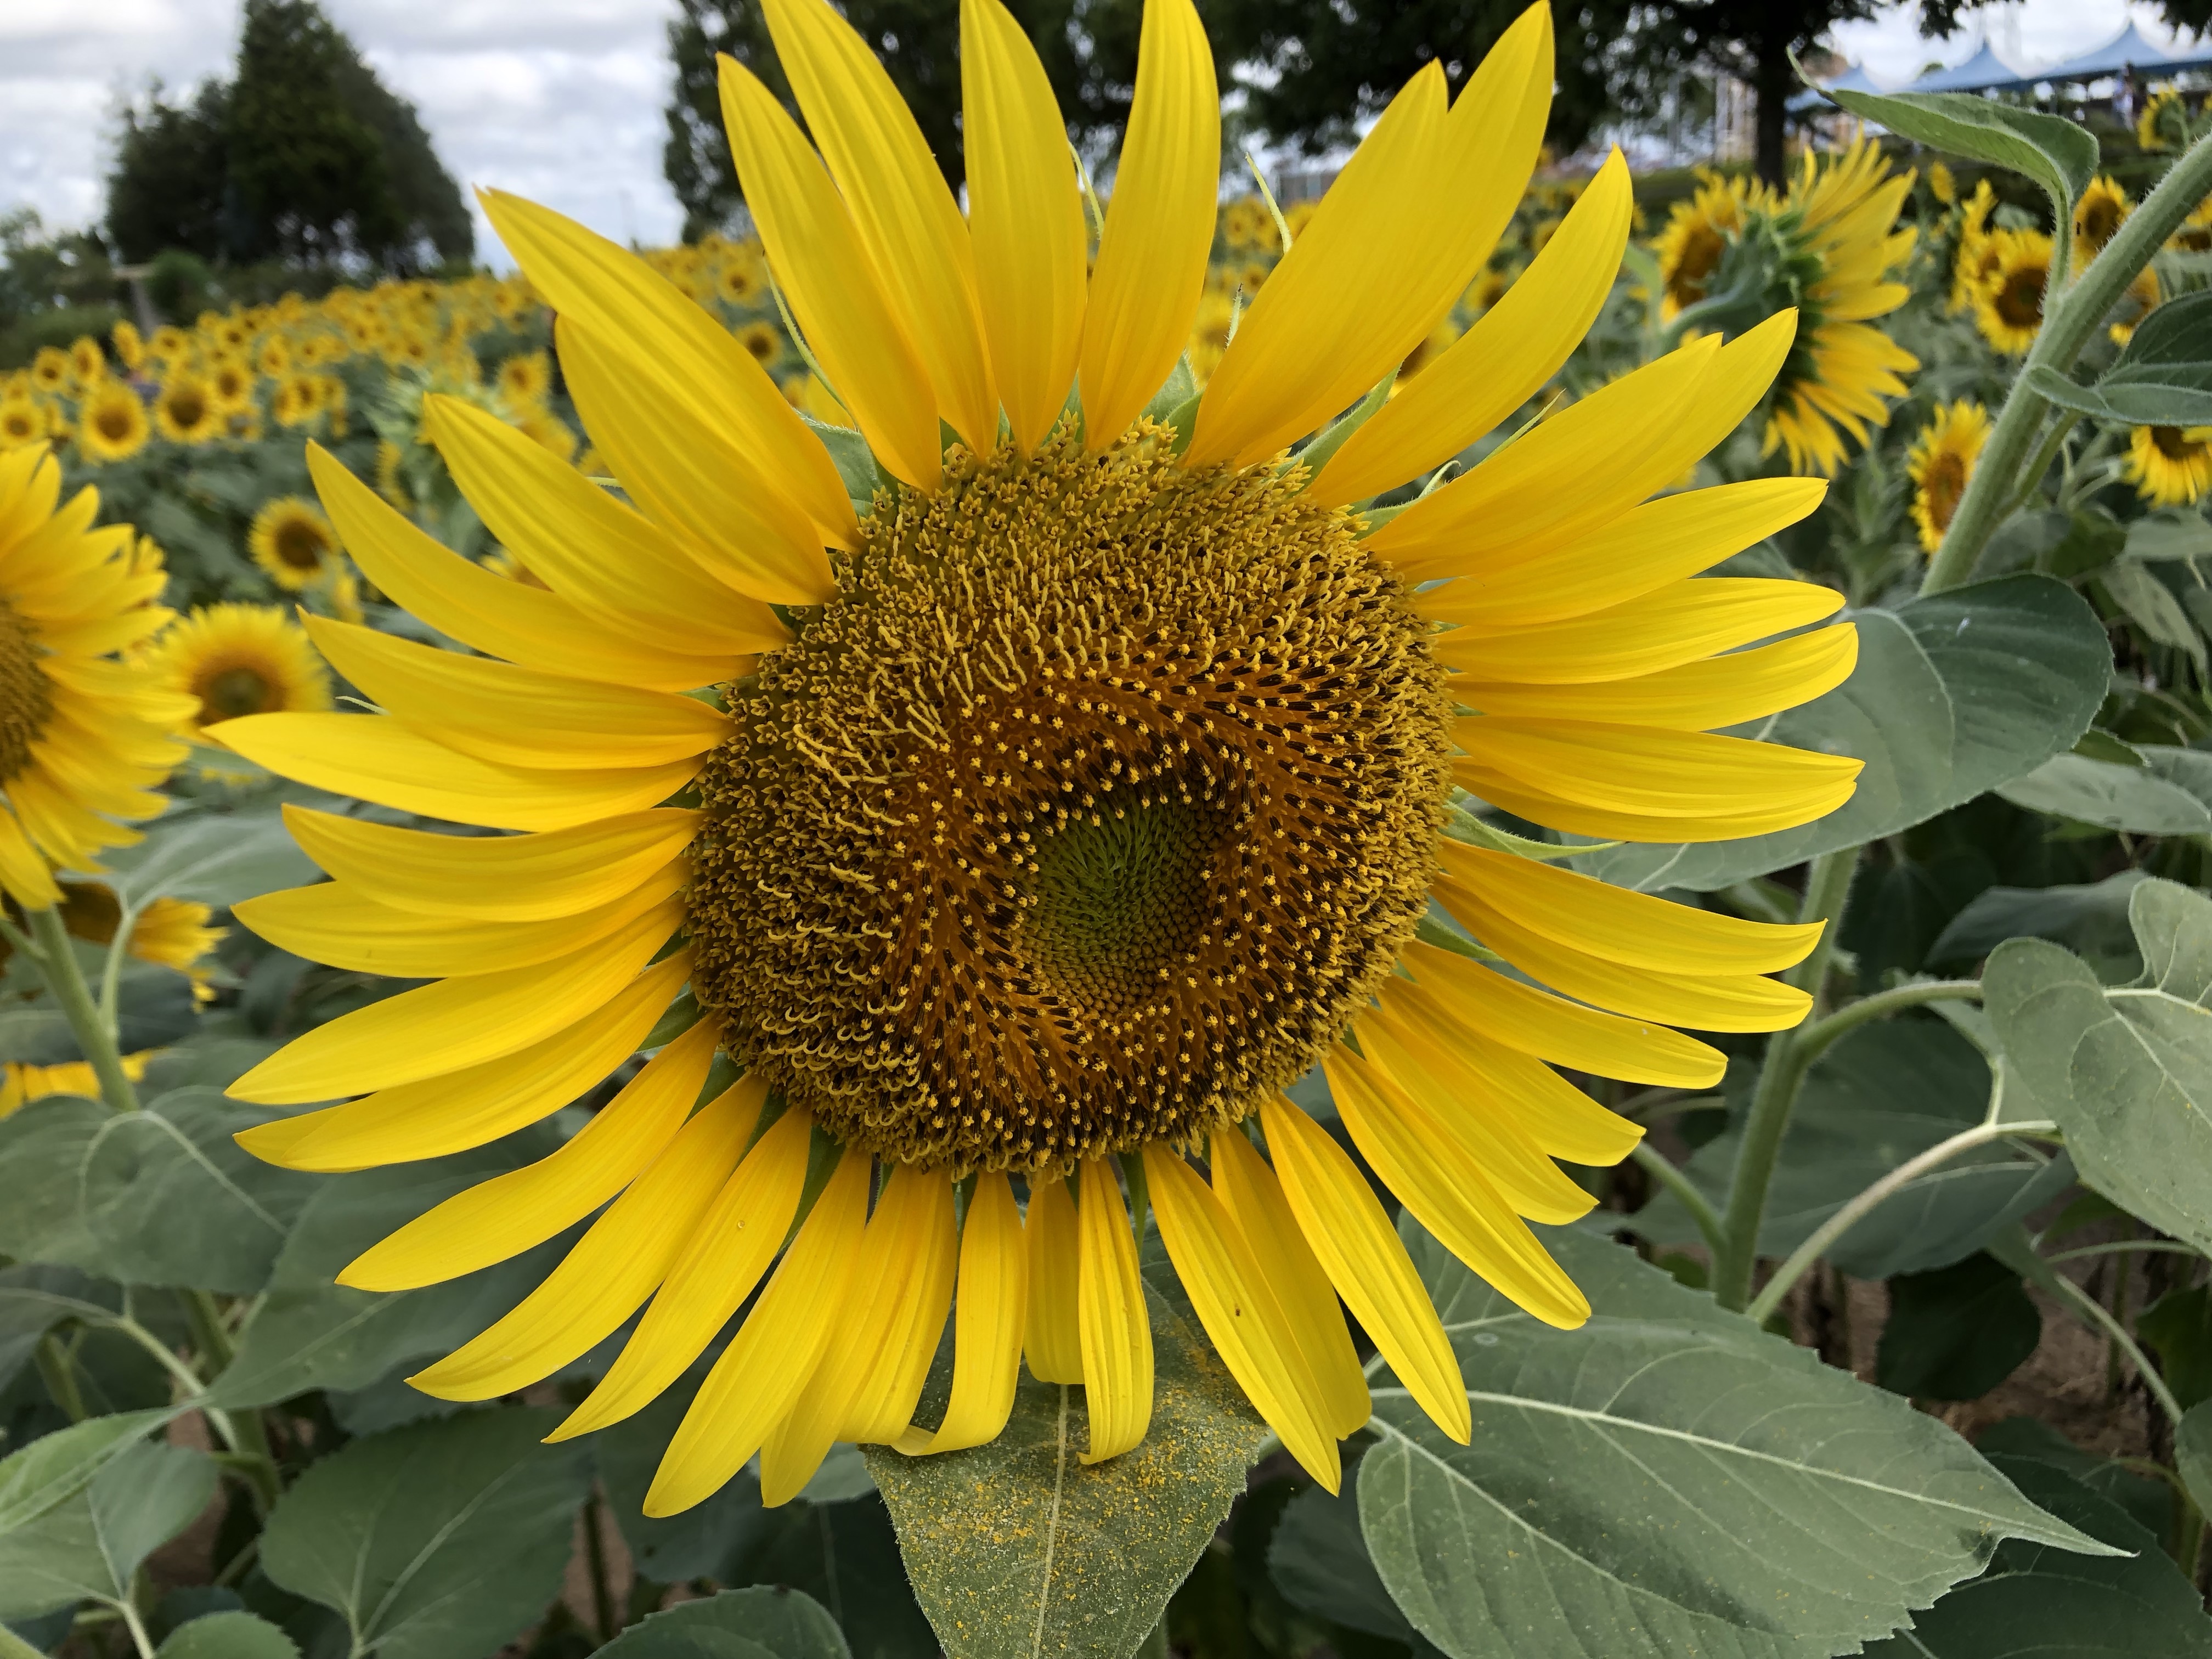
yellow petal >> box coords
[962,0,1088,451]
[1077,1155,1152,1463]
[405,1071,762,1398]
[895,1172,1029,1454]
[1417,477,1829,631]
[1144,1146,1340,1492]
[1313,144,1632,505]
[1258,1093,1468,1442]
[1454,625,1859,731]
[1077,0,1217,450]
[1207,1127,1370,1437]
[645,1150,872,1516]
[716,55,941,489]
[477,188,857,552]
[757,0,998,449]
[1434,837,1824,974]
[207,714,698,836]
[1432,578,1846,684]
[305,443,741,693]
[1325,1045,1589,1330]
[227,901,682,1104]
[0,805,60,910]
[235,952,691,1171]
[1397,938,1721,1090]
[1024,1169,1085,1384]
[335,1021,722,1290]
[234,860,689,979]
[421,396,797,640]
[281,804,699,923]
[551,1104,814,1440]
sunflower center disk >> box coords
[690,425,1453,1175]
[200,665,278,723]
[0,599,52,785]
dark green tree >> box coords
[107,79,234,265]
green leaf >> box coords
[0,1410,174,1533]
[0,1441,215,1621]
[1876,1253,2042,1402]
[1976,1417,2178,1542]
[1634,1021,2069,1279]
[206,1133,566,1408]
[102,809,321,915]
[865,1284,1269,1659]
[2102,561,2208,667]
[0,1266,116,1391]
[2124,510,2212,565]
[1578,576,2110,891]
[2026,290,2212,428]
[1826,90,2096,219]
[1999,747,2212,834]
[599,1589,849,1659]
[1267,1480,1413,1643]
[0,1088,319,1294]
[1985,879,2212,1255]
[2177,1400,2212,1520]
[1928,872,2149,972]
[801,415,885,514]
[1859,1455,2212,1658]
[2137,1284,2212,1413]
[156,1612,301,1659]
[1359,1224,2116,1659]
[257,1408,591,1659]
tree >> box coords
[108,80,234,265]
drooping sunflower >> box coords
[77,382,151,465]
[2126,425,2212,507]
[1973,228,2052,356]
[2140,86,2187,152]
[1653,168,1752,317]
[35,878,229,1006]
[112,320,146,373]
[0,448,193,909]
[153,373,222,444]
[2074,174,2132,267]
[144,602,334,736]
[1905,399,1989,554]
[215,0,1859,1514]
[1948,179,2000,313]
[248,496,342,592]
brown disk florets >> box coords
[0,600,50,784]
[688,425,1452,1175]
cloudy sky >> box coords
[0,0,2196,269]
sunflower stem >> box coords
[1924,123,2212,595]
[1628,1142,1725,1260]
[1712,845,1859,1312]
[1788,978,1982,1070]
[22,904,141,1111]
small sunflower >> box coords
[38,878,230,1007]
[154,373,222,444]
[1654,170,1754,318]
[716,257,767,307]
[77,382,151,465]
[498,351,554,404]
[1905,400,1989,554]
[0,398,46,450]
[1928,161,1955,206]
[1,1052,155,1120]
[112,320,146,373]
[2139,86,2187,152]
[215,0,1857,1514]
[736,321,784,370]
[1948,179,2000,313]
[249,496,343,591]
[208,356,257,414]
[2126,425,2212,507]
[271,373,326,429]
[144,602,334,735]
[2073,175,2132,267]
[29,349,70,394]
[1972,228,2051,356]
[67,338,105,386]
[0,447,193,909]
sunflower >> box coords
[2125,425,2212,507]
[215,0,1857,1515]
[35,878,230,1006]
[2139,86,2186,152]
[69,337,106,386]
[144,602,333,736]
[29,349,69,394]
[736,321,785,370]
[1654,170,1753,317]
[112,320,146,373]
[2073,175,2132,267]
[0,448,193,909]
[1972,228,2051,356]
[0,398,46,450]
[716,256,768,307]
[1928,161,1955,206]
[1,1052,154,1120]
[249,496,343,592]
[1948,178,2000,313]
[1905,400,1989,554]
[272,373,326,428]
[2172,193,2212,253]
[207,356,257,414]
[154,373,222,443]
[77,382,151,465]
[498,350,554,404]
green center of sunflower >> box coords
[689,424,1452,1175]
[198,665,276,723]
[0,599,53,785]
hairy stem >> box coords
[1629,1142,1726,1260]
[22,904,140,1111]
[1792,979,1983,1070]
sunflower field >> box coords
[13,2,2212,1657]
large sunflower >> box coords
[1654,169,1752,317]
[216,0,1859,1513]
[145,602,334,736]
[0,448,193,909]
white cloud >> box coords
[1829,0,2196,88]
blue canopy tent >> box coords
[1788,62,1880,115]
[2033,20,2212,83]
[1894,42,2034,95]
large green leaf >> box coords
[0,1088,319,1294]
[0,1410,176,1533]
[1267,1480,1414,1643]
[0,1441,215,1621]
[599,1588,850,1659]
[102,808,320,915]
[1825,90,2096,221]
[1633,1020,2069,1279]
[1928,872,2148,968]
[1578,577,2109,891]
[257,1408,591,1659]
[1999,747,2212,835]
[865,1284,1269,1659]
[1985,878,2212,1255]
[1357,1224,2114,1659]
[156,1612,302,1659]
[1860,1455,2212,1657]
[1875,1254,2042,1402]
[2025,290,2212,428]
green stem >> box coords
[1745,1117,2059,1326]
[1791,979,1983,1070]
[2017,1245,2186,1426]
[115,1594,156,1659]
[2045,1239,2206,1266]
[1713,846,1861,1312]
[1629,1142,1726,1259]
[22,905,140,1111]
[1925,126,2212,595]
[34,1333,88,1421]
[1995,409,2081,523]
[0,1623,47,1659]
[584,1488,619,1641]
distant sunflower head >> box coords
[736,321,783,370]
[0,399,46,450]
[77,382,150,465]
[2172,194,2212,253]
[69,337,106,386]
[1905,399,1990,554]
[2126,424,2212,508]
[498,350,553,404]
[249,496,341,591]
[2139,86,2187,152]
[716,256,767,306]
[1654,170,1754,318]
[1928,161,1956,206]
[154,373,222,443]
[112,320,145,372]
[207,356,256,413]
[145,601,333,735]
[29,348,69,393]
[1972,228,2051,356]
[2073,175,2132,266]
